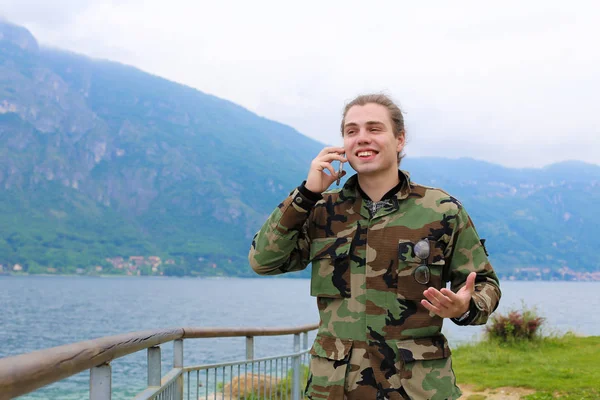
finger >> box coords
[318,146,345,157]
[465,272,476,294]
[440,288,460,301]
[424,288,452,308]
[421,299,443,316]
[318,162,336,177]
[314,160,334,173]
[318,153,347,164]
[422,289,442,307]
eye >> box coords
[346,130,356,135]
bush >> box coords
[485,304,545,342]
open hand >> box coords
[421,272,476,319]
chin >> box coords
[354,165,380,175]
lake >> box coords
[1,276,599,399]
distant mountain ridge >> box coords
[1,21,598,280]
[402,157,600,279]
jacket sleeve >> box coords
[248,187,316,275]
[445,205,501,326]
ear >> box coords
[396,131,406,152]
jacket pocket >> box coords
[396,335,460,399]
[306,334,352,400]
[396,335,452,362]
[397,239,446,300]
[310,237,352,298]
[309,333,353,360]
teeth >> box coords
[358,151,373,157]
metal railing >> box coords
[183,332,311,400]
[0,324,318,400]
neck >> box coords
[357,168,400,201]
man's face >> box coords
[342,103,405,178]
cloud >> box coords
[1,0,90,28]
[2,0,599,167]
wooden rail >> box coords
[182,323,319,338]
[0,323,318,400]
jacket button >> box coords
[295,197,303,204]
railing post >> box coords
[90,363,111,400]
[303,331,310,367]
[246,336,254,398]
[292,333,301,400]
[148,346,161,387]
[174,339,184,400]
[245,336,254,360]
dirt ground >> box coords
[459,384,536,399]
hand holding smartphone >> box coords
[305,147,346,194]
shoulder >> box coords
[321,186,343,197]
[312,189,342,210]
[409,181,464,213]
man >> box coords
[249,94,501,399]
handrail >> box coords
[0,324,318,400]
[182,323,319,338]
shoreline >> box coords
[1,272,600,282]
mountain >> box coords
[0,20,323,277]
[1,21,599,280]
[402,158,600,279]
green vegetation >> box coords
[454,334,600,399]
[454,307,599,399]
[270,365,310,400]
[485,303,545,342]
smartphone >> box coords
[336,155,344,186]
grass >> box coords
[452,333,600,399]
[214,334,599,399]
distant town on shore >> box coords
[1,256,598,281]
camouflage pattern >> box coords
[249,171,501,399]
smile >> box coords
[356,150,378,158]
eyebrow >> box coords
[344,121,385,129]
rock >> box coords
[218,374,281,399]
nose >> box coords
[357,128,371,144]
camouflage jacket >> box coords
[249,171,501,399]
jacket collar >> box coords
[340,170,414,219]
[343,170,412,200]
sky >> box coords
[2,0,599,168]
